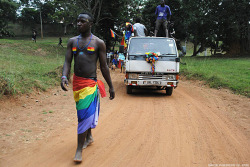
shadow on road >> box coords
[128,87,171,97]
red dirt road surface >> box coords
[0,70,249,167]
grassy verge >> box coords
[180,56,250,97]
[0,37,69,96]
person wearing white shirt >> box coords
[133,17,147,37]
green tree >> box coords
[0,0,19,37]
[142,0,158,34]
[20,8,40,25]
[182,0,212,56]
[51,0,105,35]
[19,0,55,38]
[97,0,147,50]
[50,0,78,35]
[95,0,130,50]
[40,2,55,24]
[180,0,249,55]
[218,0,250,54]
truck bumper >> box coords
[124,79,178,88]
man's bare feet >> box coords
[82,137,94,149]
[74,149,82,163]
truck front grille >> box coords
[138,74,165,80]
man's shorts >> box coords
[155,19,168,30]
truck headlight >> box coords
[166,75,176,80]
[129,74,138,79]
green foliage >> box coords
[20,8,40,25]
[217,0,250,54]
[0,37,68,96]
[19,1,56,25]
[96,0,134,49]
[0,0,19,37]
[182,0,249,55]
[6,0,250,55]
[142,0,158,33]
[180,57,250,97]
[143,0,249,55]
[40,2,56,23]
[50,0,78,25]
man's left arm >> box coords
[134,26,138,36]
[98,39,115,100]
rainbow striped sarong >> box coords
[73,74,106,134]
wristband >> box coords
[61,76,67,80]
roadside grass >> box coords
[180,56,250,97]
[0,37,69,96]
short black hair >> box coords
[135,17,141,23]
[79,11,94,22]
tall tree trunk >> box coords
[64,25,67,35]
[112,40,116,52]
[248,23,250,52]
[192,39,197,56]
[214,40,219,55]
[40,10,43,39]
[193,42,205,56]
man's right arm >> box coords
[61,38,74,91]
[134,26,138,36]
[155,6,158,16]
[144,25,148,36]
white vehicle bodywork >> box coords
[124,37,180,95]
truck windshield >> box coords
[128,38,177,56]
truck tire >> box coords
[126,85,132,94]
[166,87,173,96]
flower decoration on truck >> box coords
[145,52,159,74]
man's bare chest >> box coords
[72,35,98,58]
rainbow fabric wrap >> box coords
[73,74,106,134]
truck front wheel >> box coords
[166,87,173,96]
[126,85,132,94]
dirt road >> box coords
[0,70,249,167]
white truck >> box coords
[124,37,180,95]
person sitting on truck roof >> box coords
[133,17,147,37]
[125,22,134,42]
[154,0,172,37]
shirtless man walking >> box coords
[61,11,115,163]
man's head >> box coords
[77,11,94,34]
[135,17,141,23]
[80,12,94,22]
[160,0,165,6]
